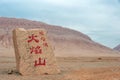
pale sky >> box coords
[0,0,120,48]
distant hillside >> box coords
[0,17,119,57]
[113,44,120,51]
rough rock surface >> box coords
[13,28,60,75]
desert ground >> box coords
[1,55,120,80]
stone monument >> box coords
[12,28,60,75]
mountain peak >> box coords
[113,44,120,51]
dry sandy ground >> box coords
[0,57,120,80]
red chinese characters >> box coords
[39,31,44,35]
[28,34,39,43]
[34,58,46,67]
[43,43,48,47]
[30,46,42,54]
[41,37,46,41]
[27,32,48,67]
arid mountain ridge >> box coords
[0,17,119,57]
[114,44,120,51]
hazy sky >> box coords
[0,0,120,48]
